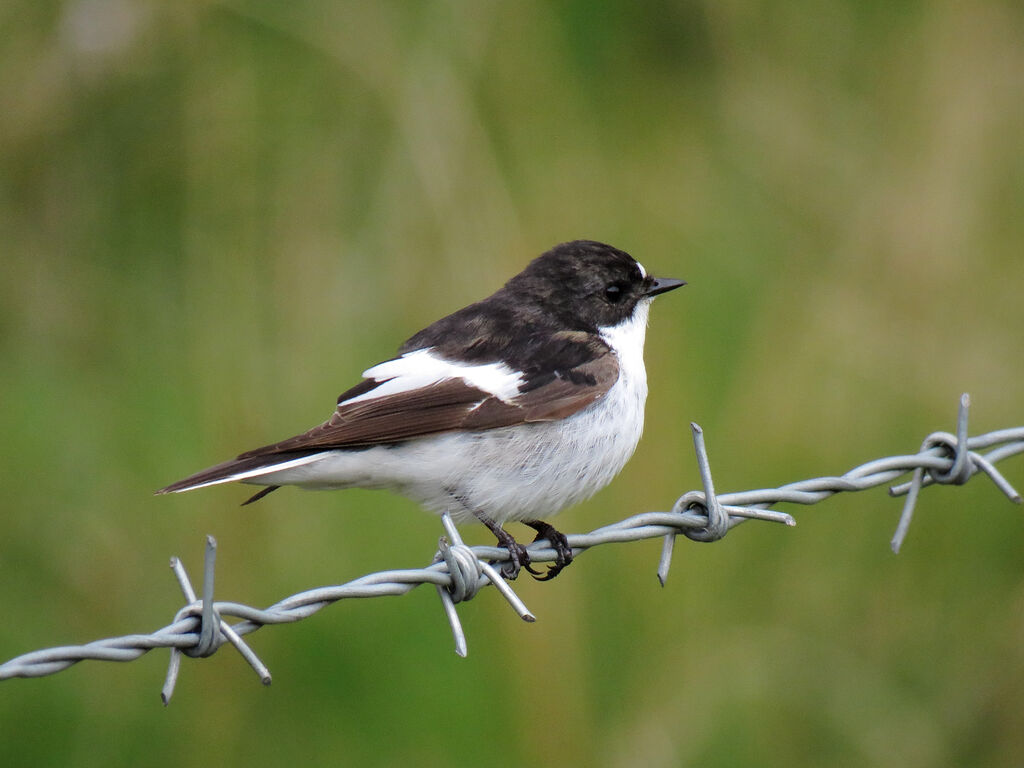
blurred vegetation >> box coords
[2,1,1023,766]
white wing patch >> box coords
[346,348,525,405]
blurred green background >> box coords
[2,1,1023,766]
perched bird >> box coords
[158,240,684,579]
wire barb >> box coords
[161,536,271,705]
[889,394,1023,553]
[658,423,726,585]
[433,512,535,657]
[0,394,1020,697]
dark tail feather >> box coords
[155,451,316,495]
[242,485,281,506]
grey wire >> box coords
[0,394,1020,702]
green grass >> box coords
[2,2,1023,766]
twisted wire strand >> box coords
[1,394,1020,703]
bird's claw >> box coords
[525,522,574,581]
[498,541,531,581]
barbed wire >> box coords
[1,394,1020,703]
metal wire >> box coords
[1,393,1020,703]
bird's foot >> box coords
[492,528,532,580]
[503,540,532,581]
[473,514,532,580]
[523,520,574,581]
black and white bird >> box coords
[158,240,684,579]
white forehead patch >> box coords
[635,261,647,279]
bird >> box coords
[157,240,685,580]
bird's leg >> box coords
[473,511,531,580]
[522,519,573,581]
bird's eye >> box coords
[605,283,624,303]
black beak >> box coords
[645,277,686,297]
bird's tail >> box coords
[155,451,322,497]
